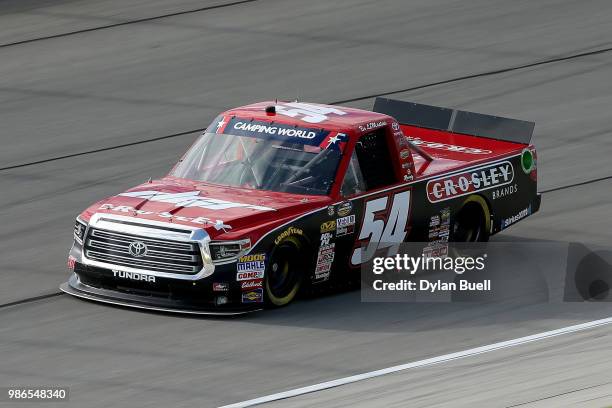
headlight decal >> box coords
[209,238,251,263]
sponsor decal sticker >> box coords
[336,214,356,237]
[241,288,263,303]
[400,149,411,160]
[236,271,265,281]
[501,205,532,230]
[337,201,353,217]
[492,183,518,200]
[359,121,386,132]
[231,120,319,140]
[241,279,263,290]
[392,122,400,131]
[274,227,304,245]
[427,207,450,243]
[429,215,440,228]
[407,137,493,155]
[237,253,266,276]
[327,206,335,216]
[320,232,333,246]
[213,282,229,291]
[426,161,514,203]
[314,243,335,283]
[320,220,336,233]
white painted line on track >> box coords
[219,316,612,408]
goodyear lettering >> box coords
[274,227,303,245]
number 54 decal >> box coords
[350,190,411,266]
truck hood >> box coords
[80,177,330,239]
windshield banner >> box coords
[217,117,347,151]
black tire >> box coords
[452,197,490,242]
[264,237,304,307]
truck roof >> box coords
[222,101,393,135]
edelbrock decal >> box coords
[119,190,275,211]
[426,161,514,203]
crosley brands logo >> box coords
[426,161,514,203]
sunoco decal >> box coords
[426,161,514,203]
[241,288,263,303]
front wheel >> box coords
[265,238,304,307]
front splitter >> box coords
[60,274,261,316]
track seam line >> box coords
[0,128,205,171]
[330,45,612,105]
[539,175,612,194]
[0,292,63,310]
[0,0,259,49]
[2,45,612,173]
[218,316,612,408]
[505,381,612,407]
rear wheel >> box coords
[265,238,304,307]
[452,196,490,242]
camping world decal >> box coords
[426,161,514,203]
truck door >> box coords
[337,127,413,268]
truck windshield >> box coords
[171,132,343,195]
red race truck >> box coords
[63,98,540,314]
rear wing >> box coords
[373,97,535,145]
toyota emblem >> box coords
[128,241,148,257]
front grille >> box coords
[84,228,203,274]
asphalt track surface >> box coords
[1,0,612,407]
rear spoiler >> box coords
[373,97,535,145]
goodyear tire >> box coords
[452,195,490,242]
[265,237,304,307]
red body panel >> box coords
[81,178,331,242]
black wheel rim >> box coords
[268,245,300,299]
[453,208,484,242]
